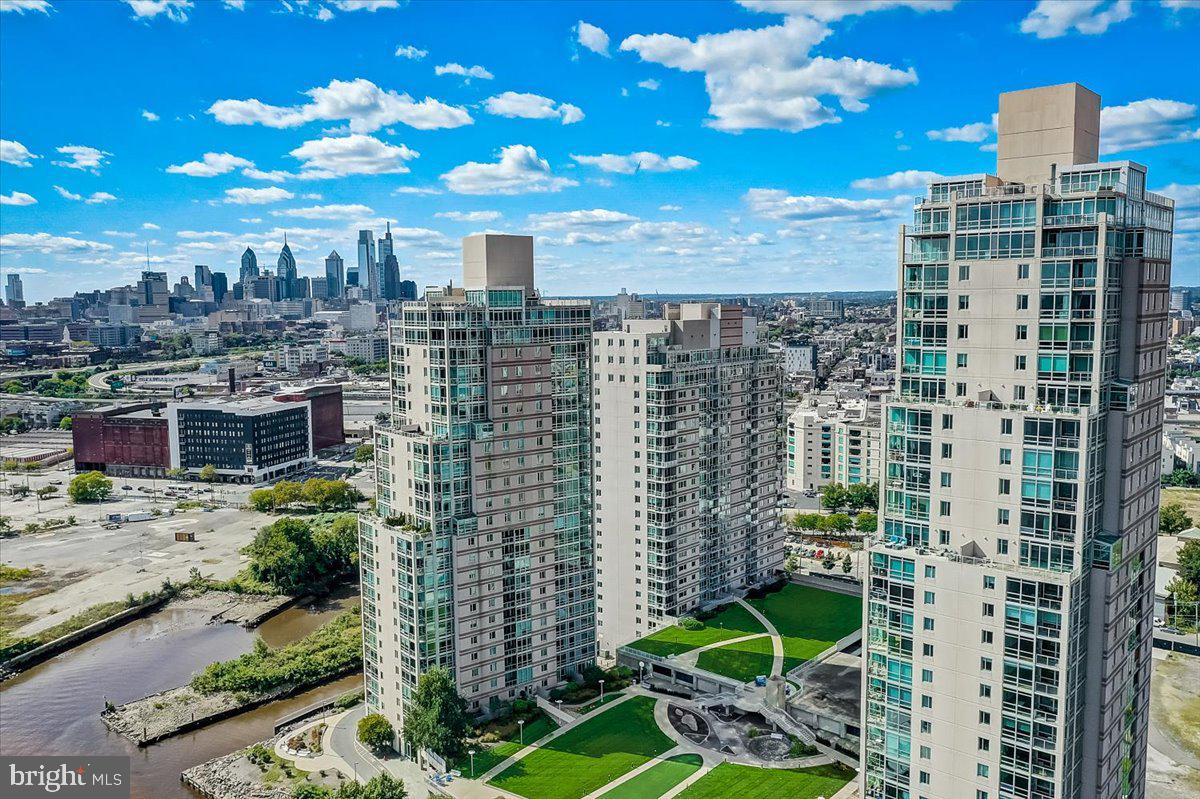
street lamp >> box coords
[639,661,645,683]
[518,719,524,745]
[599,679,605,703]
[469,749,476,779]
[555,699,563,716]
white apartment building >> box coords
[360,235,594,743]
[592,303,786,657]
[784,343,818,375]
[862,84,1172,799]
[786,399,882,492]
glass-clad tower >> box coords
[862,84,1173,799]
[360,234,594,747]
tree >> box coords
[2,380,24,394]
[842,553,853,574]
[791,513,824,531]
[855,512,878,533]
[1178,539,1200,590]
[199,464,218,483]
[336,774,407,799]
[357,713,395,752]
[68,471,113,503]
[11,484,31,498]
[274,480,303,508]
[846,482,878,511]
[246,518,319,593]
[1163,469,1200,488]
[248,488,276,512]
[825,513,853,534]
[402,666,471,760]
[1166,576,1198,628]
[57,416,73,430]
[1160,503,1193,538]
[166,467,186,481]
[354,443,375,463]
[820,483,848,511]
[291,785,332,799]
[822,551,837,570]
[314,515,359,575]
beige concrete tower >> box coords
[861,84,1174,799]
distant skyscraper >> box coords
[861,83,1174,799]
[194,264,213,287]
[376,222,394,298]
[398,279,417,301]
[382,253,401,300]
[211,271,228,304]
[325,251,345,298]
[5,273,25,307]
[357,230,376,299]
[278,237,298,299]
[240,247,259,283]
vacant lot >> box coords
[625,602,765,658]
[674,762,853,799]
[489,696,674,799]
[1162,488,1200,522]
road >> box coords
[84,353,261,392]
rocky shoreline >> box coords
[182,728,348,799]
[172,590,294,627]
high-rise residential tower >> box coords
[325,251,345,298]
[591,303,786,657]
[357,230,377,299]
[861,84,1173,799]
[360,234,594,745]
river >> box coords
[0,586,362,799]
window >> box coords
[979,711,991,724]
[941,472,952,487]
[999,448,1012,465]
[999,478,1011,495]
[922,669,934,683]
[1018,263,1030,279]
[920,771,930,785]
[979,684,992,698]
[922,694,933,707]
[956,382,967,397]
[920,745,932,759]
[1016,294,1029,310]
[1015,355,1027,370]
[980,655,993,670]
[984,576,996,590]
[939,530,951,546]
[924,617,935,631]
[1016,324,1028,340]
[997,539,1009,555]
[998,509,1010,524]
[981,630,993,644]
[942,414,954,429]
[978,791,990,799]
[940,501,951,517]
[1000,418,1012,435]
[959,264,971,281]
[925,565,937,578]
[924,591,936,605]
[1013,385,1026,400]
[942,443,953,458]
[977,764,989,778]
[959,295,970,310]
[921,721,932,734]
[923,643,935,656]
[958,324,969,339]
[957,353,968,368]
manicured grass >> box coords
[626,602,766,658]
[489,696,674,799]
[576,692,624,714]
[674,762,854,799]
[749,583,862,669]
[597,754,704,799]
[695,634,775,682]
[452,711,559,777]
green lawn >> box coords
[695,634,776,682]
[452,712,559,777]
[489,696,674,799]
[748,583,862,669]
[596,754,704,799]
[576,692,624,714]
[674,763,854,799]
[625,602,766,658]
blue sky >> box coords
[0,0,1197,302]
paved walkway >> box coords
[674,632,771,669]
[736,598,785,677]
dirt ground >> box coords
[1148,651,1200,799]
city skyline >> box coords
[2,0,1198,304]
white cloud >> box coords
[576,20,610,56]
[103,230,139,238]
[243,167,294,182]
[851,170,942,190]
[0,191,37,206]
[393,186,443,195]
[571,151,699,174]
[52,144,111,173]
[620,9,920,133]
[142,222,160,230]
[0,232,113,254]
[436,210,502,222]
[656,120,671,127]
[0,139,38,167]
[289,134,418,178]
[926,117,995,142]
[122,0,192,22]
[434,63,494,80]
[1161,0,1200,10]
[209,77,472,133]
[222,0,245,9]
[0,1,53,14]
[744,187,907,225]
[395,43,427,59]
[529,209,639,230]
[484,92,584,125]
[272,204,375,220]
[141,109,160,122]
[1155,183,1199,208]
[1100,98,1200,153]
[166,151,253,177]
[330,0,400,10]
[659,204,682,211]
[738,1,957,21]
[53,185,80,200]
[1020,0,1133,39]
[85,191,117,204]
[637,79,660,91]
[441,144,578,195]
[223,187,295,205]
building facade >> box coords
[73,403,170,477]
[787,400,882,493]
[360,234,594,742]
[167,397,315,482]
[592,303,786,657]
[861,84,1172,799]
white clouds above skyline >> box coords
[122,0,192,23]
[441,144,578,195]
[434,63,494,81]
[53,185,117,203]
[575,20,610,56]
[1019,0,1133,39]
[208,78,472,133]
[0,191,37,206]
[166,151,252,177]
[395,43,427,60]
[570,151,699,174]
[484,92,584,125]
[52,144,110,173]
[223,186,294,205]
[0,1,53,14]
[0,139,38,167]
[851,170,942,190]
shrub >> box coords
[68,471,113,503]
[357,713,395,751]
[679,616,705,631]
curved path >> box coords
[735,598,785,677]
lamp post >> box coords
[598,679,605,703]
[518,719,524,745]
[469,749,476,779]
[639,661,645,683]
[555,699,563,716]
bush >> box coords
[789,740,819,758]
[334,689,364,710]
[68,471,113,503]
[678,616,705,631]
